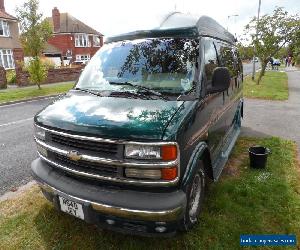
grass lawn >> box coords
[0,137,299,249]
[0,82,74,104]
[243,71,288,100]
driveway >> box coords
[242,68,300,151]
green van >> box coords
[31,13,243,236]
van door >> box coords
[214,42,242,144]
[202,38,227,165]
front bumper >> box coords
[31,158,187,235]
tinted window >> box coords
[233,48,243,73]
[203,39,218,88]
[214,42,236,76]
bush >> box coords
[41,57,55,69]
[295,55,300,66]
[6,70,17,84]
[0,82,7,89]
[27,57,48,89]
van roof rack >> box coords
[106,12,236,44]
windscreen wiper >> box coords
[74,87,104,97]
[75,87,152,100]
[177,82,198,101]
[109,90,152,100]
[109,81,168,101]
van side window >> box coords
[203,39,218,89]
[214,42,236,77]
[234,48,243,74]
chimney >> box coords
[0,0,5,11]
[52,7,60,32]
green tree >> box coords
[274,47,288,59]
[27,57,48,86]
[245,7,299,83]
[237,43,254,61]
[289,29,300,64]
[16,0,52,89]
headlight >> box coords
[125,145,161,159]
[124,144,177,161]
[34,125,46,141]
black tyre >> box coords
[179,162,206,231]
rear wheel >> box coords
[179,162,206,231]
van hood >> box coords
[35,91,186,140]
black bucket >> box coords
[248,146,271,169]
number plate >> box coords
[59,196,84,220]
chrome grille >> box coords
[50,133,119,155]
[51,153,118,178]
[35,124,180,186]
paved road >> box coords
[0,98,53,195]
[243,62,260,76]
[242,68,300,151]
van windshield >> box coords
[76,38,199,94]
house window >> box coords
[0,20,10,37]
[0,49,15,69]
[75,34,90,47]
[93,35,101,47]
[76,54,90,62]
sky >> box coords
[5,0,300,39]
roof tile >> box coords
[45,13,103,36]
[0,10,17,20]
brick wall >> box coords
[47,34,101,61]
[0,0,4,11]
[47,34,73,57]
[16,66,83,86]
[52,7,60,33]
[13,48,24,64]
[0,66,7,89]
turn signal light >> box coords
[161,145,177,161]
[161,167,177,180]
[125,168,161,180]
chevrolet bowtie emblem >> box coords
[67,150,82,161]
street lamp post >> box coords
[252,0,262,81]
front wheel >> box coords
[179,163,206,231]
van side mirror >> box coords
[207,67,231,94]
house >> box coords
[45,7,104,64]
[0,0,23,70]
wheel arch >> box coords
[181,141,214,189]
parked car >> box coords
[31,12,243,236]
[272,58,281,66]
[267,57,281,70]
